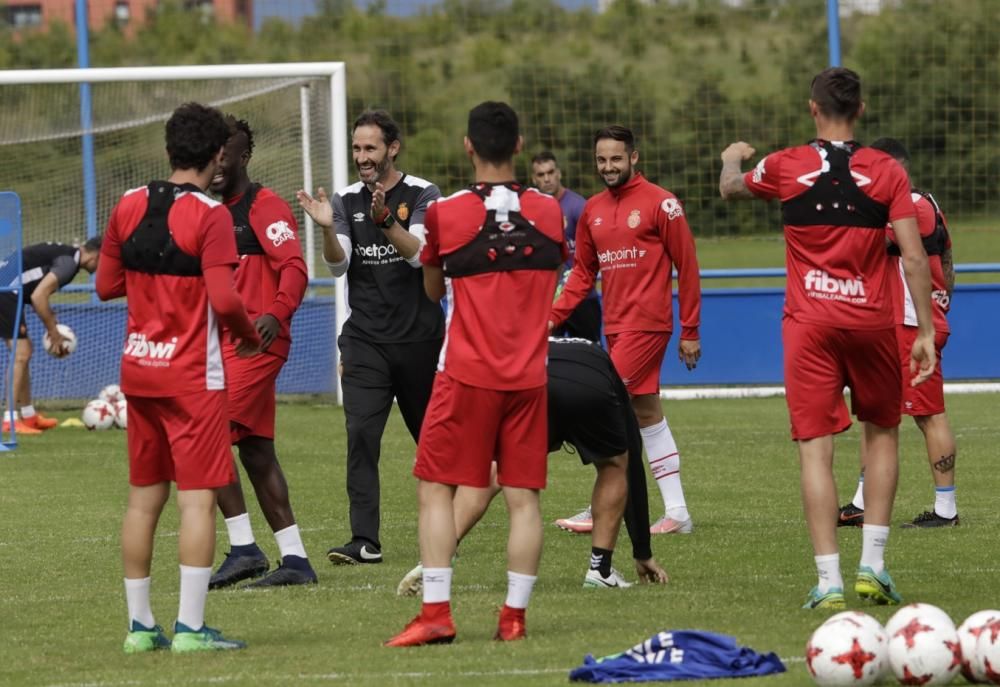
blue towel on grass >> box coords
[570,630,786,682]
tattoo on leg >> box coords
[933,454,955,474]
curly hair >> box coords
[165,102,230,172]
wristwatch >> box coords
[374,209,395,230]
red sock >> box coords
[422,601,452,621]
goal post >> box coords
[0,62,350,403]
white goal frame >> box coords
[0,62,350,402]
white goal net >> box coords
[0,63,349,402]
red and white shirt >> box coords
[744,143,915,330]
[888,192,951,333]
[420,184,566,391]
[224,187,308,360]
[551,173,701,338]
[102,186,239,397]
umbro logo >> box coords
[353,212,366,223]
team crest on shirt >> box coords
[266,220,295,247]
[627,209,641,229]
[661,198,684,220]
[396,202,409,221]
[593,217,603,226]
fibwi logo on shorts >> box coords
[803,269,867,303]
[266,220,295,247]
[124,333,178,363]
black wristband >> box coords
[375,211,395,230]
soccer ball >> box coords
[113,400,127,430]
[822,612,889,681]
[958,610,1000,682]
[42,323,77,357]
[99,384,124,404]
[806,615,887,686]
[82,399,116,430]
[972,616,1000,684]
[887,604,961,686]
[886,603,957,637]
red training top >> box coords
[887,192,951,334]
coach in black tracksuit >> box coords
[298,110,443,565]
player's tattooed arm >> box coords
[941,247,955,298]
[719,142,757,200]
[933,453,956,474]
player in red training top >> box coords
[551,126,702,536]
[841,137,959,529]
[385,101,566,647]
[97,102,260,654]
[719,67,936,610]
[205,115,315,589]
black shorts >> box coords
[0,293,27,340]
[547,364,629,465]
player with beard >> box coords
[297,110,443,566]
[551,126,702,537]
[206,115,315,589]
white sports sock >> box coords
[422,567,453,604]
[505,571,538,609]
[935,487,957,519]
[20,405,36,418]
[640,419,689,520]
[860,524,890,574]
[177,565,212,630]
[5,410,19,422]
[852,475,865,510]
[224,512,256,548]
[814,553,843,593]
[124,576,155,628]
[274,524,307,559]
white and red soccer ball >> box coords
[81,399,116,430]
[806,612,887,686]
[886,603,961,686]
[113,399,127,429]
[98,384,124,405]
[43,323,77,357]
[964,614,1000,685]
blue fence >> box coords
[6,265,999,401]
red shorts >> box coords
[605,331,670,396]
[225,351,285,442]
[783,318,901,441]
[898,326,948,417]
[414,373,547,489]
[127,390,234,490]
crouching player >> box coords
[397,336,669,596]
[97,102,261,653]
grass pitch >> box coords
[2,395,998,686]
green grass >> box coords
[2,396,999,685]
[694,215,1000,289]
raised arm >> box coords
[297,187,351,276]
[719,141,759,200]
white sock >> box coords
[5,410,19,422]
[224,513,255,547]
[177,565,212,630]
[814,553,843,593]
[935,487,957,519]
[124,577,155,629]
[505,571,538,609]
[852,475,865,509]
[640,419,689,520]
[274,524,308,559]
[20,405,36,418]
[860,524,890,574]
[422,567,453,604]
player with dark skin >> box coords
[207,120,313,586]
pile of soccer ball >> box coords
[806,604,1000,685]
[81,384,127,431]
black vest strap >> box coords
[230,183,265,256]
[781,141,889,230]
[887,189,949,257]
[120,182,202,277]
[442,183,563,278]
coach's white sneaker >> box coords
[397,563,423,597]
[584,568,633,589]
[554,506,593,533]
[650,514,693,534]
